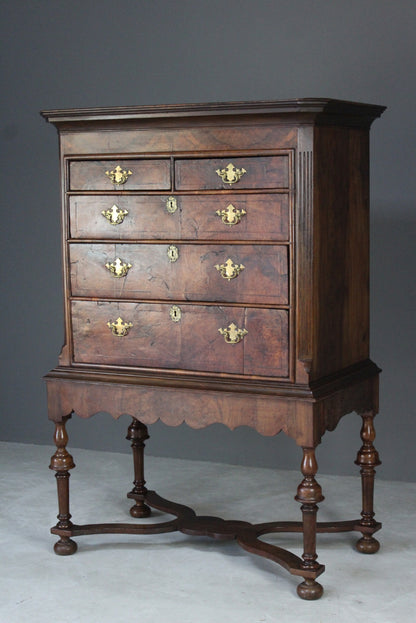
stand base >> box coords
[51,490,381,599]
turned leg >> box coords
[295,447,325,600]
[126,418,151,518]
[49,415,77,555]
[355,411,381,553]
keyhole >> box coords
[167,245,179,262]
[169,305,182,322]
[166,196,178,214]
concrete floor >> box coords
[1,441,415,622]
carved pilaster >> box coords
[296,127,314,383]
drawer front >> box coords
[69,243,289,305]
[69,195,181,240]
[69,193,290,241]
[71,301,289,377]
[175,156,289,190]
[69,159,171,190]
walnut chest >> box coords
[42,99,385,599]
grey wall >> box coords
[1,0,415,481]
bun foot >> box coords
[130,503,151,518]
[297,578,324,600]
[356,535,380,554]
[54,537,77,556]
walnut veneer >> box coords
[42,99,385,600]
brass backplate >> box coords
[102,204,129,225]
[215,163,246,185]
[218,323,248,344]
[107,317,133,337]
[105,165,132,185]
[105,257,132,278]
[215,258,245,281]
[216,203,246,226]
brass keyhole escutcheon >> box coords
[215,258,245,281]
[105,165,132,185]
[169,305,182,322]
[216,203,246,226]
[107,317,133,337]
[215,163,246,185]
[167,245,179,262]
[166,196,178,214]
[105,257,132,278]
[218,323,248,344]
[102,204,129,225]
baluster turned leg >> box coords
[355,411,381,553]
[295,447,324,600]
[49,415,77,555]
[126,418,151,518]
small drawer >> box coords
[69,243,289,305]
[71,300,289,378]
[69,195,181,239]
[68,193,290,241]
[69,159,171,190]
[179,193,290,241]
[175,156,289,190]
[72,301,181,369]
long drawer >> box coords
[175,156,289,190]
[71,300,289,377]
[69,193,290,241]
[69,243,289,305]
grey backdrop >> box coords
[1,0,415,481]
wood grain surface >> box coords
[69,159,171,190]
[71,300,289,377]
[69,193,290,241]
[69,243,289,305]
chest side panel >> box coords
[311,125,370,379]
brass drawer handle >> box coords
[107,317,133,337]
[102,204,129,225]
[216,203,246,226]
[105,257,132,278]
[167,245,179,262]
[215,258,245,281]
[215,163,246,185]
[166,196,178,214]
[218,323,248,344]
[105,165,132,185]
